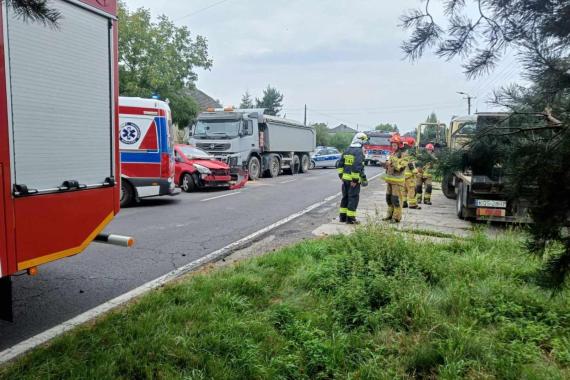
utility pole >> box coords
[304,104,307,126]
[457,92,475,115]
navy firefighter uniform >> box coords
[337,132,369,224]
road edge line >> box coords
[0,189,349,365]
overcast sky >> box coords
[125,0,523,133]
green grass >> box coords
[2,226,570,379]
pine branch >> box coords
[8,0,60,26]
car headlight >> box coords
[193,164,211,175]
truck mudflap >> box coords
[229,167,248,190]
[0,277,13,322]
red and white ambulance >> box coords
[0,0,130,321]
[119,97,177,206]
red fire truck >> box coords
[363,131,415,166]
[0,0,130,321]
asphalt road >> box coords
[0,166,382,350]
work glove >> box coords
[338,174,343,181]
[362,180,368,187]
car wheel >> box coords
[267,156,280,178]
[309,160,316,170]
[120,180,134,207]
[181,173,196,192]
[248,156,261,180]
[299,154,310,173]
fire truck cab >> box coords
[0,0,127,321]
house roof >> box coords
[328,124,358,134]
[187,88,222,110]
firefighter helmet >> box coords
[426,143,435,152]
[351,132,369,146]
[390,134,403,148]
[390,134,402,144]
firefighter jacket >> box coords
[417,152,436,179]
[384,151,406,185]
[403,155,419,179]
[337,146,366,183]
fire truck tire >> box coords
[120,180,135,207]
[248,156,261,180]
[181,173,196,192]
[266,155,280,178]
[299,154,310,173]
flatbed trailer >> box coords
[453,171,531,223]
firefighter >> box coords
[337,132,368,224]
[402,146,421,209]
[382,134,406,223]
[416,143,435,205]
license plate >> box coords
[477,208,506,217]
[475,199,507,208]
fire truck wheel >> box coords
[299,154,310,173]
[120,180,134,207]
[181,173,196,192]
[248,157,261,180]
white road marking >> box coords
[0,172,383,365]
[201,191,241,202]
[279,179,297,184]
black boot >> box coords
[339,214,347,223]
[403,202,408,208]
[347,217,360,225]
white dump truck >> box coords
[191,108,316,180]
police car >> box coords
[310,146,342,169]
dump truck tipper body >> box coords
[191,109,316,180]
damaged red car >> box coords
[174,144,234,192]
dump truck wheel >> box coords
[120,180,134,207]
[289,155,300,175]
[299,154,310,173]
[267,156,280,178]
[248,156,261,180]
[309,160,316,170]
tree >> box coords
[7,0,60,25]
[312,123,331,147]
[401,1,570,287]
[375,123,399,133]
[329,133,354,152]
[118,3,212,127]
[240,91,254,109]
[256,85,284,116]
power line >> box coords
[174,0,233,21]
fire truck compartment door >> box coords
[4,0,114,193]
